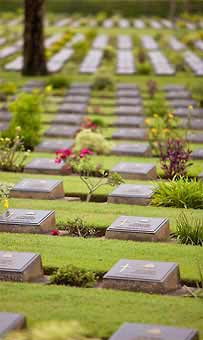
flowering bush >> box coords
[145,112,179,156]
[159,139,192,179]
[81,117,106,131]
[74,129,113,155]
[0,183,13,211]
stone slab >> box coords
[24,158,66,175]
[45,125,79,138]
[111,162,157,180]
[0,312,26,337]
[52,114,83,125]
[0,209,55,234]
[63,95,89,104]
[166,91,192,100]
[11,179,64,199]
[0,251,43,282]
[108,184,153,205]
[117,90,140,98]
[116,98,142,106]
[115,106,143,116]
[179,118,203,130]
[59,103,87,114]
[35,139,74,153]
[109,323,199,340]
[191,149,203,160]
[105,215,170,241]
[112,128,147,141]
[174,108,203,118]
[0,110,11,122]
[169,99,197,109]
[103,259,180,293]
[114,116,145,128]
[198,172,203,181]
[111,143,151,157]
[164,85,186,92]
[0,122,9,132]
[117,84,139,91]
[187,132,203,143]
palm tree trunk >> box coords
[23,0,47,75]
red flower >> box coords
[80,148,94,158]
[55,148,72,163]
[55,157,61,164]
[51,229,59,236]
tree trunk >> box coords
[23,0,48,76]
[169,0,176,23]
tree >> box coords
[23,0,48,76]
[169,0,177,24]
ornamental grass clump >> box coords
[175,211,203,246]
[51,265,96,287]
[152,177,203,209]
[159,138,192,179]
[74,129,113,155]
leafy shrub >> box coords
[137,48,146,63]
[0,128,30,171]
[58,217,96,237]
[81,116,106,131]
[191,80,203,108]
[46,75,70,89]
[103,45,115,61]
[175,212,203,246]
[147,97,169,117]
[74,129,113,154]
[50,265,96,287]
[0,81,17,99]
[6,92,43,150]
[159,139,192,179]
[137,62,151,75]
[152,177,203,209]
[96,11,107,25]
[73,40,89,61]
[92,72,114,91]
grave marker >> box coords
[111,143,151,157]
[112,128,147,141]
[11,179,64,199]
[25,158,66,175]
[35,139,73,153]
[111,162,157,180]
[45,125,79,138]
[0,312,26,337]
[108,184,153,205]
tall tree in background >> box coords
[23,0,47,75]
[169,0,177,23]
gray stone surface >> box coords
[115,106,143,116]
[108,184,153,205]
[45,125,79,138]
[53,114,83,125]
[11,179,64,199]
[108,323,199,340]
[103,259,180,293]
[0,250,43,282]
[0,312,26,337]
[191,149,203,160]
[179,118,203,130]
[105,215,170,241]
[63,95,89,104]
[112,128,147,141]
[0,122,9,132]
[35,139,74,153]
[59,103,87,114]
[116,98,142,106]
[111,162,157,180]
[187,132,203,143]
[169,99,197,108]
[111,143,151,156]
[24,158,66,175]
[114,116,145,128]
[0,110,11,122]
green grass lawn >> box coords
[0,282,203,339]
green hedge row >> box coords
[0,0,203,17]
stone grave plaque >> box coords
[116,98,142,106]
[45,125,79,138]
[11,179,64,199]
[0,110,11,122]
[164,85,186,92]
[53,114,83,125]
[0,209,55,234]
[103,259,180,293]
[111,143,151,157]
[191,149,203,160]
[111,162,157,180]
[0,312,26,337]
[166,91,192,100]
[108,323,199,340]
[115,106,143,116]
[117,90,140,98]
[68,88,91,96]
[35,139,74,153]
[59,103,87,114]
[108,184,153,205]
[0,122,9,132]
[114,116,145,128]
[24,158,66,175]
[112,128,147,141]
[187,132,203,143]
[106,216,170,241]
[179,118,203,130]
[169,99,197,109]
[63,95,89,104]
[117,84,139,91]
[0,251,43,282]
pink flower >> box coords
[55,157,61,164]
[56,148,72,157]
[80,148,94,158]
[51,229,59,236]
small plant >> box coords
[50,265,96,287]
[184,263,203,299]
[191,80,203,108]
[92,72,114,91]
[0,128,30,171]
[74,129,113,155]
[6,91,44,150]
[0,81,17,100]
[137,48,146,63]
[159,138,192,179]
[46,75,70,89]
[175,211,203,246]
[81,116,106,131]
[147,97,169,117]
[0,183,13,211]
[152,177,203,209]
[58,217,96,238]
[103,45,115,61]
[73,40,89,62]
[147,80,158,98]
[137,62,151,75]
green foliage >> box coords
[92,72,115,91]
[175,211,203,246]
[74,129,113,155]
[0,183,13,200]
[96,11,107,25]
[190,80,203,107]
[147,97,169,117]
[73,40,89,62]
[152,177,203,209]
[6,92,43,150]
[51,264,96,287]
[58,217,96,237]
[0,130,30,171]
[103,45,115,61]
[0,81,17,99]
[137,62,151,75]
[46,75,70,89]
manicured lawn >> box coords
[0,283,203,339]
